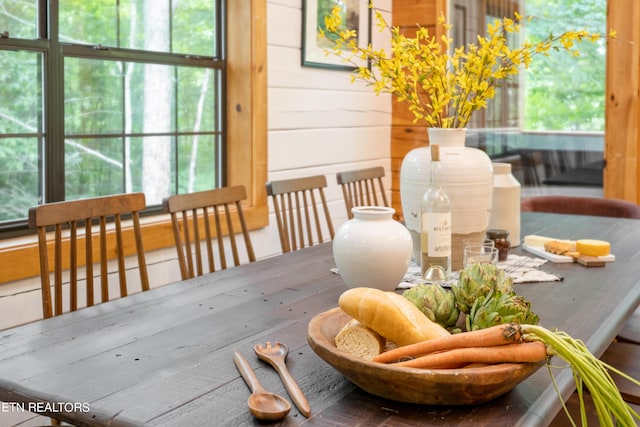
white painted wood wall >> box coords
[0,0,392,334]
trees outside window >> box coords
[452,0,605,132]
[451,0,606,190]
[523,0,606,131]
[0,0,224,229]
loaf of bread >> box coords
[338,287,450,347]
[334,319,386,360]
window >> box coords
[0,0,224,232]
[451,0,606,195]
[0,1,267,284]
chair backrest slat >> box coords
[114,214,127,299]
[224,203,240,266]
[99,216,109,302]
[54,224,63,315]
[213,205,225,270]
[336,166,389,219]
[69,222,78,312]
[235,199,255,261]
[266,175,335,254]
[85,220,94,307]
[192,208,204,275]
[205,206,217,273]
[132,211,148,294]
[28,193,150,319]
[163,185,256,280]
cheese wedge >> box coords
[524,234,577,247]
[523,235,556,247]
[576,239,611,257]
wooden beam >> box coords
[605,0,640,203]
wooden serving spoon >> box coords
[233,351,291,421]
[254,341,311,418]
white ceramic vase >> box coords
[488,162,521,247]
[332,206,412,291]
[400,128,493,270]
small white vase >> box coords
[400,128,493,270]
[488,162,521,247]
[333,206,412,291]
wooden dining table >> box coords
[0,212,638,426]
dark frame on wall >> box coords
[302,0,371,70]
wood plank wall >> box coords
[391,0,447,221]
[605,0,640,203]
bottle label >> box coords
[423,212,451,256]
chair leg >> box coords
[550,338,640,426]
[617,307,640,345]
[548,390,602,426]
[599,341,640,405]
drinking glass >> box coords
[462,238,495,249]
[463,245,499,268]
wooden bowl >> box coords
[307,307,543,405]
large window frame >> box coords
[0,1,268,283]
[2,0,226,229]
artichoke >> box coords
[452,262,514,314]
[466,291,540,331]
[403,284,460,329]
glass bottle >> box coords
[420,144,451,279]
[486,229,511,261]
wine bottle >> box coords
[420,144,451,279]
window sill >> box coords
[0,205,268,284]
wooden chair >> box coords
[549,390,640,426]
[336,166,389,219]
[28,193,150,319]
[266,175,335,253]
[617,307,640,345]
[521,195,640,219]
[162,185,256,280]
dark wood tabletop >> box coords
[0,212,638,427]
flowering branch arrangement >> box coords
[321,4,612,128]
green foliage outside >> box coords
[523,0,606,131]
[0,0,221,224]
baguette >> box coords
[335,319,386,360]
[338,287,450,347]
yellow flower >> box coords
[322,2,606,128]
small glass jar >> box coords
[486,229,510,261]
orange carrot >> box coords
[373,323,524,363]
[462,362,491,369]
[392,341,548,369]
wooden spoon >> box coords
[254,341,311,418]
[233,351,291,421]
